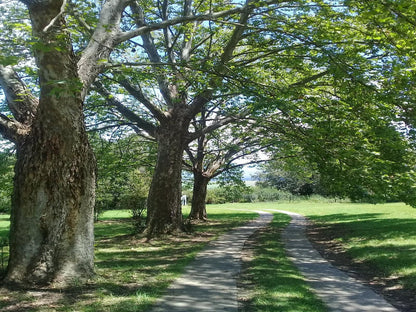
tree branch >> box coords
[118,79,167,122]
[77,0,131,95]
[187,114,237,143]
[116,0,281,43]
[290,70,330,87]
[0,65,38,124]
[94,81,157,138]
[129,2,176,106]
[220,0,251,64]
[43,0,67,32]
[0,114,29,143]
[188,1,252,116]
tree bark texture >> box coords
[145,111,190,237]
[189,172,209,220]
[4,1,96,285]
[7,123,96,285]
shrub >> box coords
[129,196,147,234]
[206,188,227,204]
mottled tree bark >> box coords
[4,0,95,285]
[7,120,96,285]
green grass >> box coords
[282,201,416,292]
[239,213,328,312]
[213,201,416,297]
[1,201,415,311]
[0,214,9,241]
[0,207,258,312]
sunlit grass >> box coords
[1,201,415,311]
[216,201,416,296]
[239,213,328,312]
[281,202,416,293]
[0,207,257,312]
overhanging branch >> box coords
[94,81,157,138]
[116,0,282,43]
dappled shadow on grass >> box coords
[0,211,258,312]
[239,214,328,312]
[94,220,134,240]
[308,213,416,311]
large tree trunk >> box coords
[4,1,96,286]
[145,113,190,237]
[188,172,209,221]
[6,118,96,285]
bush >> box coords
[129,196,147,234]
[0,196,10,214]
[250,187,285,202]
[206,186,297,204]
[206,188,227,204]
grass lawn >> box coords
[0,201,415,311]
[280,202,416,293]
[211,201,416,310]
[286,201,416,311]
[1,207,260,311]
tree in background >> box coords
[89,133,155,222]
[258,75,416,204]
[91,0,385,235]
[184,108,265,220]
[215,167,252,203]
[255,158,322,197]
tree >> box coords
[184,110,265,220]
[2,0,293,282]
[259,73,416,204]
[92,0,266,236]
[91,0,369,236]
[0,0,98,285]
[344,0,416,130]
[1,0,183,285]
[256,158,322,196]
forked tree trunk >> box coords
[4,1,96,285]
[188,172,209,220]
[145,113,190,237]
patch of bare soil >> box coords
[307,221,416,312]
